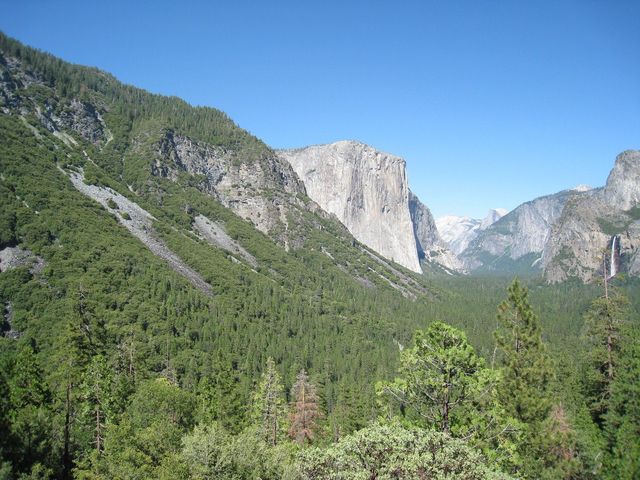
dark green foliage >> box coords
[581,291,630,426]
[596,216,632,235]
[604,325,640,478]
[3,341,54,476]
[0,31,639,479]
[494,280,554,478]
[81,378,195,479]
[495,279,552,425]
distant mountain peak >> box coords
[480,208,508,229]
[436,209,507,256]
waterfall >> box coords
[609,235,618,278]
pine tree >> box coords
[289,369,321,445]
[251,357,286,446]
[494,279,553,478]
[603,324,640,478]
[6,341,53,475]
[378,321,488,435]
[581,290,630,426]
[495,279,552,425]
[80,355,115,455]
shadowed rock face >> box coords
[279,140,423,273]
[409,192,462,272]
[409,191,440,255]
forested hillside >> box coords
[0,32,638,479]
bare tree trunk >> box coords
[442,382,451,435]
[96,406,102,454]
[606,321,614,383]
[62,382,72,480]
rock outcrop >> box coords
[0,54,111,146]
[151,130,306,247]
[409,192,462,272]
[543,150,640,282]
[0,246,44,274]
[459,191,583,272]
[279,141,422,273]
[603,150,640,210]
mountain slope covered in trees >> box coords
[0,32,639,479]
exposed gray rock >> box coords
[542,150,640,282]
[0,53,111,146]
[0,246,44,274]
[193,214,258,268]
[542,190,610,282]
[2,302,20,340]
[461,191,582,272]
[62,165,213,294]
[153,131,306,247]
[480,208,509,230]
[409,191,462,272]
[409,191,440,255]
[279,140,422,273]
[53,99,108,146]
[436,216,481,256]
[603,150,640,210]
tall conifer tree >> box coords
[494,279,553,478]
[495,279,551,425]
[252,357,286,446]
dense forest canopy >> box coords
[0,32,638,479]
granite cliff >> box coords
[279,141,460,274]
[459,189,586,273]
[279,141,424,273]
[543,150,640,282]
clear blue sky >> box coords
[2,0,638,218]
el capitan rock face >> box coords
[279,141,423,273]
